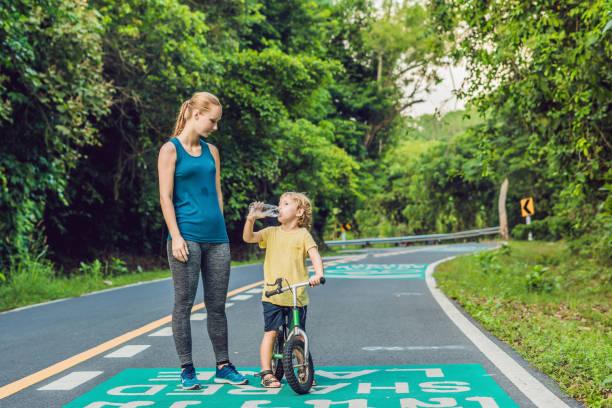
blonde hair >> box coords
[281,192,312,229]
[172,92,221,138]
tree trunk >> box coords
[498,178,509,240]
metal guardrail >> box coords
[324,226,501,247]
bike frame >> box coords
[268,280,312,364]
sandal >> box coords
[255,370,281,388]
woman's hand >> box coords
[172,236,189,263]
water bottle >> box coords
[248,202,279,217]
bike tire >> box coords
[271,326,285,380]
[282,337,314,394]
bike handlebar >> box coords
[264,277,326,298]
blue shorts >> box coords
[262,302,307,332]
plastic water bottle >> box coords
[248,202,279,217]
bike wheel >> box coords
[282,337,314,394]
[271,326,285,380]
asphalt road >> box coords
[0,243,582,408]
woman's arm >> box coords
[208,143,224,215]
[158,142,189,262]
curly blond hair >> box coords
[280,192,312,229]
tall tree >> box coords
[430,0,612,246]
[0,0,112,268]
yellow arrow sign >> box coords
[521,197,535,217]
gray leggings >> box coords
[167,240,231,366]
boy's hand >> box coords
[247,201,267,220]
[309,274,324,287]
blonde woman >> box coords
[158,92,247,389]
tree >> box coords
[430,0,612,246]
[0,0,112,268]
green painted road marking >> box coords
[63,365,519,407]
[324,264,427,279]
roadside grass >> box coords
[435,241,612,408]
[0,247,343,312]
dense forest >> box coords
[1,0,610,280]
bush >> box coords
[525,264,560,293]
[511,216,573,241]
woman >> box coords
[158,92,247,389]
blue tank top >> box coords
[167,137,229,243]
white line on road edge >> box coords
[425,256,571,408]
[104,345,150,358]
[38,371,103,391]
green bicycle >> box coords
[264,276,326,394]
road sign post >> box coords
[520,197,535,241]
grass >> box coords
[0,247,345,312]
[435,241,612,408]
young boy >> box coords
[243,192,325,388]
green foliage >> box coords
[430,0,612,259]
[78,257,128,278]
[476,251,501,275]
[0,0,112,268]
[355,110,494,237]
[78,259,104,279]
[525,264,560,293]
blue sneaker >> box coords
[180,365,201,390]
[214,362,248,385]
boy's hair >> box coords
[281,192,312,229]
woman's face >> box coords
[194,106,221,137]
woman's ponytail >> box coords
[172,100,191,138]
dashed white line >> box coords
[231,294,253,301]
[190,313,207,320]
[149,327,172,337]
[246,287,263,294]
[38,371,103,391]
[104,345,150,358]
[225,302,234,309]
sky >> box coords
[410,64,468,116]
[369,0,469,117]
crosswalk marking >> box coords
[190,313,207,320]
[38,371,103,391]
[104,345,150,358]
[149,327,172,336]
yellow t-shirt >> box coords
[259,226,317,306]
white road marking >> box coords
[149,327,172,336]
[231,294,253,301]
[104,345,150,358]
[38,371,103,390]
[246,287,263,294]
[425,255,571,408]
[225,302,234,309]
[362,345,465,351]
[190,313,207,320]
